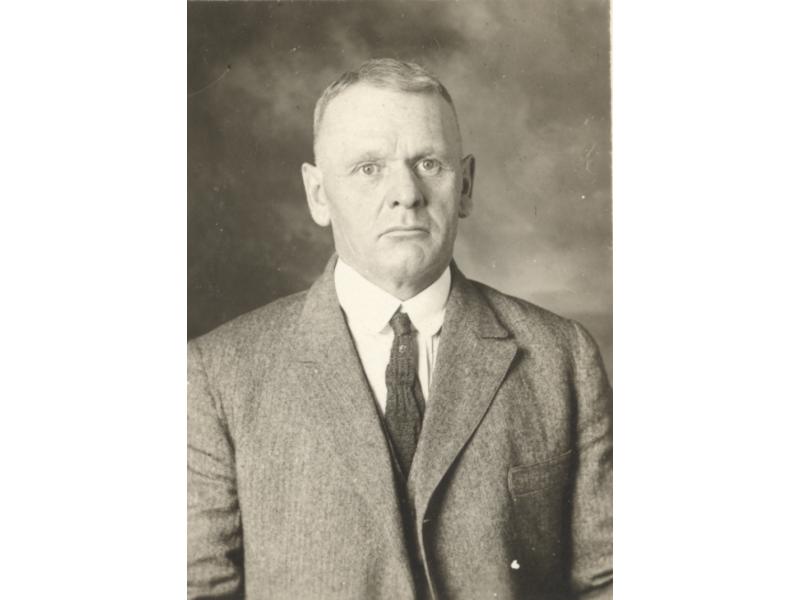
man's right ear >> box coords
[301,163,331,227]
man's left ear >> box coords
[458,154,476,218]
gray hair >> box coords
[312,58,458,148]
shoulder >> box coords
[467,278,610,406]
[470,279,576,341]
[189,290,307,372]
[187,289,314,441]
[469,279,603,368]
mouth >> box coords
[381,226,429,238]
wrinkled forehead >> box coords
[314,84,463,160]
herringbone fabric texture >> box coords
[187,257,613,599]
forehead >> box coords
[316,84,461,158]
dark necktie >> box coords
[384,311,425,477]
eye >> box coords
[357,163,380,176]
[417,158,442,175]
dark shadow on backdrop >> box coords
[188,0,612,378]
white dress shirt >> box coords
[334,259,451,414]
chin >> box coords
[383,252,446,285]
[383,247,428,272]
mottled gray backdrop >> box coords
[188,0,612,378]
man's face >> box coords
[302,83,474,297]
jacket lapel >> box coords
[408,266,519,528]
[289,256,412,566]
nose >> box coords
[386,164,424,209]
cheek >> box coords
[330,202,372,241]
[329,179,381,216]
[425,183,462,220]
[425,173,460,200]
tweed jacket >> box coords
[188,258,612,599]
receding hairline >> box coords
[312,59,460,155]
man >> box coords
[188,58,612,599]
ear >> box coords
[301,162,331,227]
[458,154,476,218]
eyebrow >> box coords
[345,150,386,165]
[341,144,452,169]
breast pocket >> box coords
[507,450,573,499]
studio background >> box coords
[188,0,612,379]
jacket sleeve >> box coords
[188,341,244,599]
[569,322,613,599]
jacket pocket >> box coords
[507,451,573,498]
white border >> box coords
[2,1,799,596]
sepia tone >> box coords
[187,0,611,377]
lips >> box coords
[381,226,429,236]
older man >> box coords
[188,59,612,599]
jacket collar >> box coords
[293,254,510,358]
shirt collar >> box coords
[334,258,451,336]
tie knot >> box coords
[389,311,413,336]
